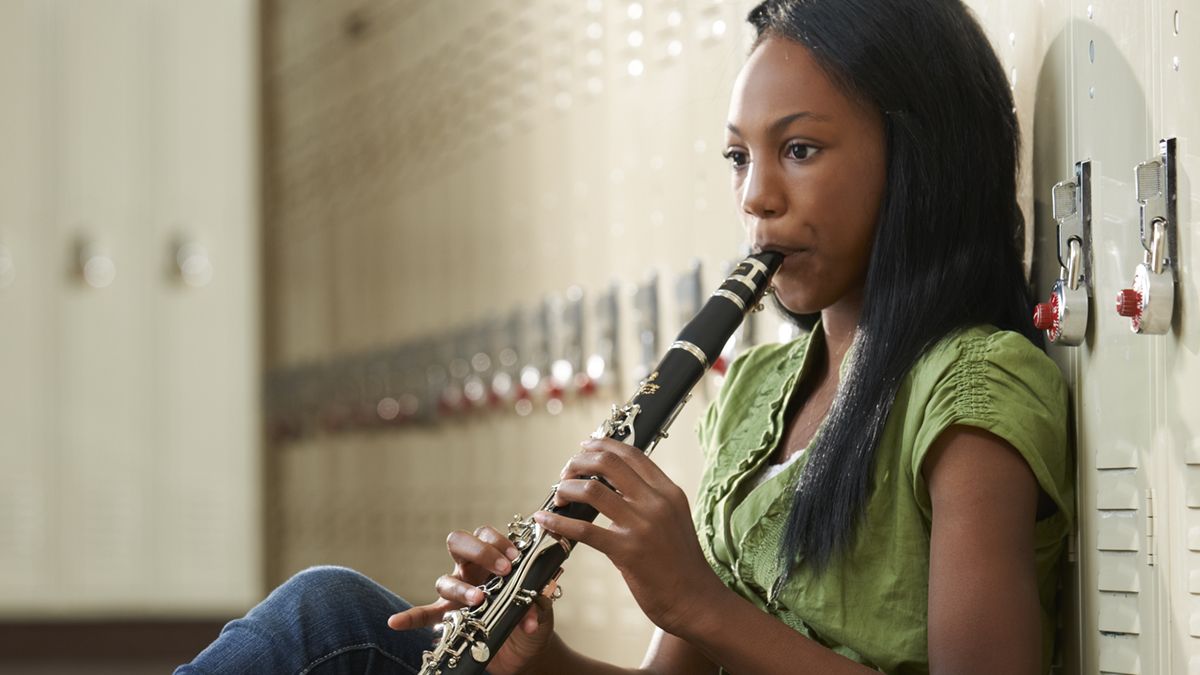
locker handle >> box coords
[76,240,115,289]
[175,241,213,288]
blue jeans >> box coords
[176,566,439,674]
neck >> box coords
[819,290,863,378]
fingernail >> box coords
[582,438,601,448]
[468,588,483,604]
[506,546,519,560]
[494,558,511,575]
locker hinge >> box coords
[1146,489,1156,566]
[1066,531,1076,563]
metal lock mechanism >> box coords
[1034,160,1092,345]
[1116,138,1177,334]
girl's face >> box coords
[725,37,887,317]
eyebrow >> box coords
[725,111,832,138]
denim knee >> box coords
[277,566,404,616]
[258,566,412,639]
[178,566,431,675]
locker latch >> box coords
[1116,138,1177,335]
[1033,160,1092,345]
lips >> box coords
[754,243,807,257]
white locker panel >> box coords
[0,0,260,617]
[0,0,53,607]
[1157,1,1200,672]
[1098,593,1143,634]
[50,0,157,608]
[1098,556,1141,593]
[145,0,260,611]
[1056,1,1162,672]
[1097,633,1141,674]
[1097,471,1141,510]
[1096,515,1141,553]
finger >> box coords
[533,509,618,554]
[387,598,455,631]
[436,573,487,607]
[553,477,634,521]
[474,525,520,561]
[582,437,672,487]
[523,605,538,634]
[446,530,514,577]
[579,438,689,509]
[453,560,489,587]
[557,448,652,504]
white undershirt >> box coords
[750,449,805,490]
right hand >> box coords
[386,525,556,675]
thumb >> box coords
[522,595,554,634]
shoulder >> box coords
[905,326,1068,429]
[912,326,1064,400]
[903,326,1074,528]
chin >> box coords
[772,291,820,317]
[771,289,823,318]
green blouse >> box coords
[693,325,1073,674]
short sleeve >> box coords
[909,330,1074,529]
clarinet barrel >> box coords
[418,250,784,675]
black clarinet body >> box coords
[418,250,784,675]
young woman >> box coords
[179,1,1072,673]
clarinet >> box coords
[418,250,784,675]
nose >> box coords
[740,162,786,221]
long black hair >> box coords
[746,0,1043,573]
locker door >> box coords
[49,0,156,610]
[1069,3,1161,673]
[145,0,261,612]
[1023,1,1084,670]
[0,0,53,612]
[1157,2,1200,672]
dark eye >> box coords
[722,148,748,169]
[785,142,820,161]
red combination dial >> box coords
[1032,295,1059,332]
[1115,288,1142,318]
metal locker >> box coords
[0,0,54,613]
[146,0,260,612]
[1155,2,1200,673]
[1027,0,1200,672]
[50,0,158,610]
[0,0,260,616]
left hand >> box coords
[533,437,724,636]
